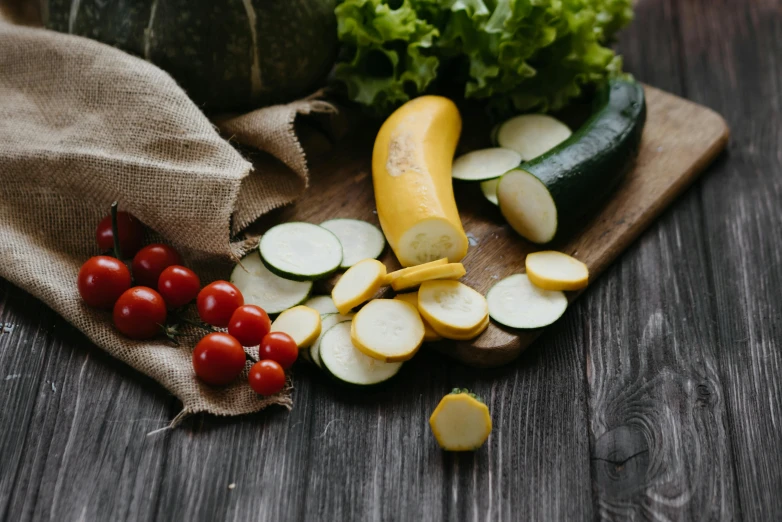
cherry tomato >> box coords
[259,332,298,369]
[96,211,145,258]
[157,265,201,309]
[228,305,271,347]
[77,256,132,309]
[112,287,167,340]
[192,332,247,386]
[197,281,244,328]
[132,243,183,288]
[248,360,286,396]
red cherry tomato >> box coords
[228,305,271,347]
[259,332,298,369]
[132,243,183,288]
[96,211,145,258]
[192,332,247,386]
[157,265,201,309]
[77,256,132,309]
[196,281,244,328]
[248,360,286,396]
[112,286,167,339]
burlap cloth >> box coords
[0,19,336,421]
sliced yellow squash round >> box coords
[390,262,466,292]
[430,389,492,451]
[331,259,387,315]
[351,299,424,362]
[525,250,589,291]
[393,292,442,342]
[384,258,448,286]
[430,314,489,341]
[270,306,322,349]
[417,280,488,334]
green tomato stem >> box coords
[110,201,122,260]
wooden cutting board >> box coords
[260,85,729,367]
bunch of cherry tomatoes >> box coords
[76,204,297,396]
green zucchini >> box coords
[498,79,646,244]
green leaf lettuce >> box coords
[333,0,633,115]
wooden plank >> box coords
[0,280,54,520]
[0,280,173,522]
[296,341,593,521]
[677,0,782,519]
[143,337,591,521]
[582,1,741,518]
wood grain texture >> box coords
[676,0,782,519]
[0,281,174,522]
[2,1,782,520]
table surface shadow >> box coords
[1,0,781,521]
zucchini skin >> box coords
[522,79,646,241]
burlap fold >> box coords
[0,20,333,417]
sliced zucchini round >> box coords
[497,169,558,244]
[480,178,500,206]
[259,222,342,281]
[304,295,339,315]
[486,274,567,329]
[451,148,521,181]
[310,313,353,368]
[270,306,322,349]
[495,114,572,161]
[320,219,386,269]
[351,299,424,362]
[230,251,312,315]
[319,321,403,386]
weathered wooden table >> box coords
[1,1,780,520]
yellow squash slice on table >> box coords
[430,389,492,451]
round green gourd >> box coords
[43,0,337,112]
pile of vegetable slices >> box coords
[232,214,590,387]
[232,217,493,386]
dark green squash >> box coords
[43,0,337,112]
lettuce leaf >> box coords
[333,0,633,116]
[333,0,440,114]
